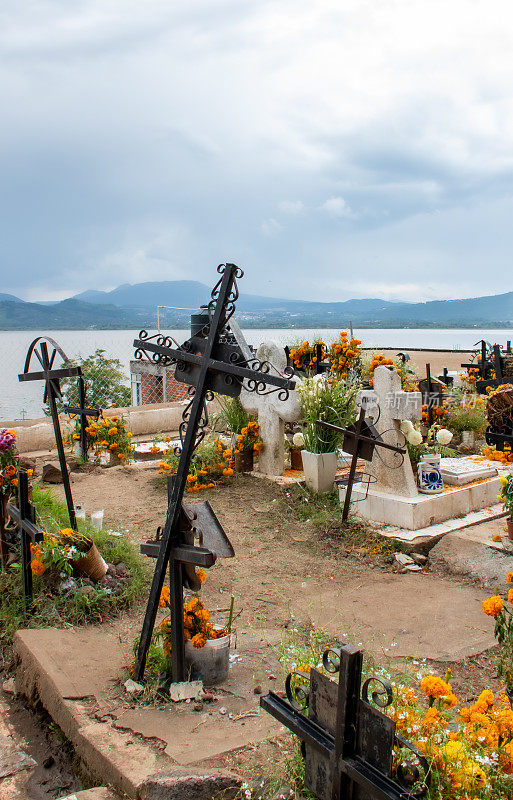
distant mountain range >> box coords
[1,281,513,330]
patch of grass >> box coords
[0,484,147,648]
[278,484,398,557]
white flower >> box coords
[436,428,453,446]
[407,430,423,446]
[400,420,414,435]
[292,432,305,448]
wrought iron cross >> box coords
[418,363,445,427]
[318,407,405,520]
[261,642,430,800]
[8,470,44,608]
[132,263,295,681]
[18,337,81,528]
[65,376,101,461]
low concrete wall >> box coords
[4,401,216,453]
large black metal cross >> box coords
[18,337,80,529]
[132,263,296,681]
[461,340,505,392]
[318,407,405,521]
[65,376,101,461]
[8,470,44,609]
[261,642,430,800]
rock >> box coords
[169,681,203,702]
[394,552,414,566]
[139,771,242,800]
[404,564,423,572]
[115,562,128,577]
[2,678,15,695]
[42,462,68,484]
[457,442,474,455]
[199,691,215,703]
[43,755,55,768]
[410,553,428,566]
[430,533,513,586]
[106,564,117,577]
[193,702,203,712]
[219,706,227,715]
[253,685,262,694]
[124,679,144,695]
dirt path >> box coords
[55,465,496,664]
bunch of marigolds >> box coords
[328,331,362,379]
[30,527,91,576]
[68,414,134,462]
[158,572,228,653]
[159,438,235,491]
[236,420,263,453]
[0,428,28,497]
[288,340,327,373]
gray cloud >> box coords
[1,0,513,302]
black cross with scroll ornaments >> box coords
[261,642,430,800]
[132,263,296,681]
[65,376,101,462]
[18,337,81,529]
[318,406,405,521]
[7,470,44,609]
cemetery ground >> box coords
[2,459,510,799]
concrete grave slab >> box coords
[439,456,498,486]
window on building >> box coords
[131,374,142,406]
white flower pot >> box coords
[302,450,338,494]
[417,453,443,494]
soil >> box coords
[9,461,507,786]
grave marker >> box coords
[132,264,295,681]
[65,375,101,461]
[240,342,301,476]
[18,337,80,528]
[361,366,422,498]
[8,470,44,608]
[261,642,430,800]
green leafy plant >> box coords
[297,377,358,453]
[499,474,513,520]
[213,395,255,435]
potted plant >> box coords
[288,431,305,471]
[297,377,357,493]
[234,421,262,472]
[444,401,486,448]
[31,527,107,582]
[499,474,513,540]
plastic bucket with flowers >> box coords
[234,422,262,472]
[185,626,230,684]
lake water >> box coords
[2,327,512,421]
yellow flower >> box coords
[420,675,453,699]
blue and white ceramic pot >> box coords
[417,453,443,494]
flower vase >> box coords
[417,453,444,494]
[185,630,230,684]
[290,446,303,471]
[234,449,254,472]
[302,451,337,494]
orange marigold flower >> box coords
[4,465,15,477]
[509,589,513,604]
[196,568,207,584]
[191,633,207,648]
[108,427,118,436]
[187,474,197,483]
[31,559,45,575]
[159,587,170,607]
[420,675,453,699]
[507,572,513,583]
[483,595,504,617]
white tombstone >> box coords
[240,342,301,476]
[360,365,422,498]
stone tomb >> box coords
[345,366,506,531]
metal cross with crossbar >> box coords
[318,407,405,520]
[261,642,430,800]
[132,263,296,681]
[8,470,44,608]
[65,376,101,461]
[18,337,80,528]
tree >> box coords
[59,349,131,410]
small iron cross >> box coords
[132,263,295,681]
[318,407,405,520]
[8,470,44,609]
[65,376,101,461]
[261,642,430,800]
[461,340,505,392]
[418,364,445,427]
[18,337,80,528]
[140,476,234,682]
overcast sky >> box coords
[2,0,513,303]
